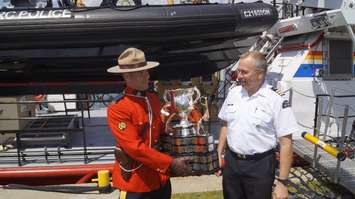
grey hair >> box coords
[239,51,268,71]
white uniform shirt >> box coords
[218,82,298,155]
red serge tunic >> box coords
[107,87,173,192]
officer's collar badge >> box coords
[118,122,126,131]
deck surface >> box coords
[294,139,355,194]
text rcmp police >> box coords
[0,10,71,20]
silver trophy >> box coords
[163,86,200,136]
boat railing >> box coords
[309,94,355,183]
[0,97,116,167]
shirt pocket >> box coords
[253,108,272,127]
[224,105,238,122]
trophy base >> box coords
[160,133,219,175]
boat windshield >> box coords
[0,0,231,10]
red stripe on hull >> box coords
[0,164,114,186]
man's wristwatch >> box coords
[276,177,288,186]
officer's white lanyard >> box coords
[119,94,153,172]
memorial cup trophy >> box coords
[160,86,219,175]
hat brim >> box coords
[107,61,159,74]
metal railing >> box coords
[311,94,355,183]
[0,97,115,166]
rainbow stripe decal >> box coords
[294,51,355,77]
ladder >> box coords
[215,32,283,108]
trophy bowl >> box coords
[163,86,200,136]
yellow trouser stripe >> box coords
[119,191,127,199]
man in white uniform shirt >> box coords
[216,51,298,199]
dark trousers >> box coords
[223,148,276,199]
[119,180,171,199]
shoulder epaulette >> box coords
[270,87,284,96]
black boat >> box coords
[0,2,277,95]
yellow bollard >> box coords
[97,170,111,193]
[302,132,346,161]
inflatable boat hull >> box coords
[0,3,278,94]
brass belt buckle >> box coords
[237,153,247,159]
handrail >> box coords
[317,94,355,98]
[0,98,92,166]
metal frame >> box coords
[0,98,107,166]
[312,94,355,183]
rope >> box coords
[292,88,316,98]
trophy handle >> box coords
[163,90,170,103]
[163,89,177,111]
[192,86,201,104]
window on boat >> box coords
[323,39,354,80]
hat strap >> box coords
[119,61,147,69]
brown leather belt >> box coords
[114,147,136,182]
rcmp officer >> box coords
[216,51,298,199]
[107,48,191,199]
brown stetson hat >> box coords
[107,47,159,73]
